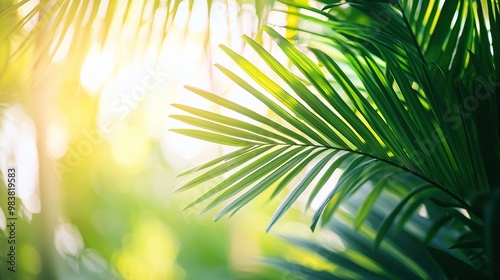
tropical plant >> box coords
[172,0,500,278]
[2,0,499,278]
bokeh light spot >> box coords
[111,125,150,166]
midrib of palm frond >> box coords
[172,116,476,217]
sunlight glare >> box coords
[80,45,116,94]
[97,0,110,18]
[161,125,205,168]
[142,1,155,21]
[0,105,40,215]
[319,231,346,251]
[188,0,208,33]
[18,0,40,32]
[418,205,429,218]
[173,2,189,28]
[310,169,343,210]
[178,43,204,84]
[460,208,470,219]
[54,223,84,257]
[46,119,69,159]
[50,25,74,63]
[222,88,267,122]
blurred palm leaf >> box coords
[0,0,274,86]
[266,191,490,279]
[173,0,499,271]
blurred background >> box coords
[0,0,323,279]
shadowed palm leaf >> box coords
[266,190,490,279]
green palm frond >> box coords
[173,0,498,250]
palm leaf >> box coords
[173,0,499,255]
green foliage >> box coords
[174,0,499,277]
